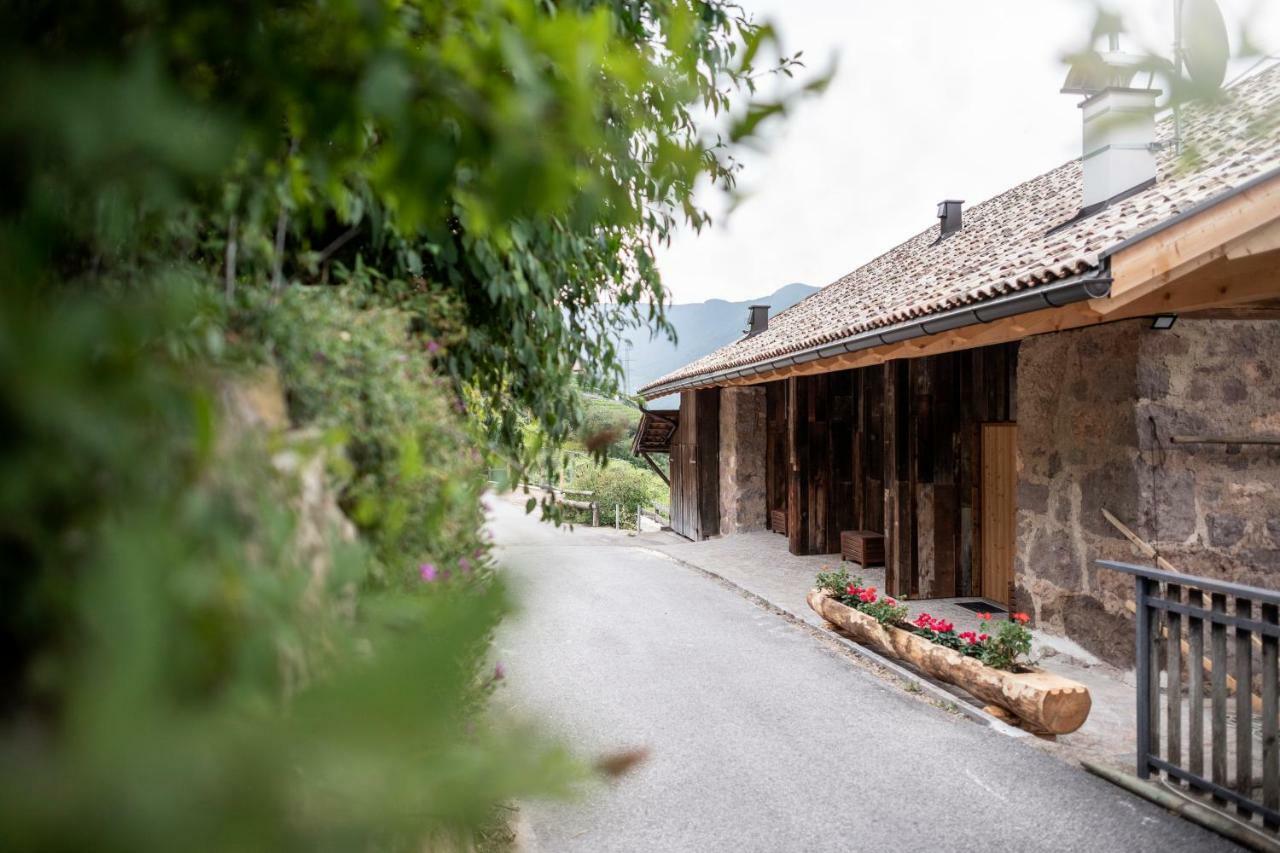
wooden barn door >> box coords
[979,423,1016,606]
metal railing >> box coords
[1099,559,1280,829]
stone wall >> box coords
[719,386,768,535]
[1014,317,1280,666]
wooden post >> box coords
[883,361,912,598]
[786,377,808,555]
[615,503,620,530]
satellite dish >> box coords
[1180,0,1230,93]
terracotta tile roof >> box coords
[640,63,1280,396]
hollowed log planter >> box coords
[808,590,1091,734]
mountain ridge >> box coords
[622,282,818,399]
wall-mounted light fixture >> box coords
[1150,314,1178,330]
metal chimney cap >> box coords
[744,304,771,338]
[936,200,964,238]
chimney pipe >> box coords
[937,199,964,237]
[1060,42,1159,209]
[1076,86,1159,207]
[745,305,770,337]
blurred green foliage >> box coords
[262,286,490,579]
[570,396,647,463]
[1,0,817,848]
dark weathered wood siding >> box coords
[669,388,721,541]
[760,342,1018,598]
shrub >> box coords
[565,460,667,529]
[261,286,489,584]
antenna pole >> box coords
[1173,0,1184,155]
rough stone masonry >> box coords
[719,386,768,534]
[1014,317,1280,666]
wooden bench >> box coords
[770,509,787,536]
[841,530,885,567]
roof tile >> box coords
[641,65,1280,395]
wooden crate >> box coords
[771,508,787,536]
[841,530,885,567]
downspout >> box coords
[641,264,1112,399]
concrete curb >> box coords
[1083,761,1280,852]
[636,545,1029,739]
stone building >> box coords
[633,62,1280,666]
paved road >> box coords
[491,499,1230,852]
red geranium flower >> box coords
[976,612,992,621]
[1012,612,1030,625]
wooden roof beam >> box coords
[1097,171,1280,316]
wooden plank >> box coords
[638,451,670,486]
[960,349,979,596]
[829,370,855,552]
[1237,597,1255,814]
[1104,172,1280,310]
[1189,590,1206,780]
[806,374,830,554]
[765,382,785,529]
[1264,602,1279,829]
[1157,591,1167,768]
[980,423,1017,606]
[884,362,912,597]
[1102,508,1181,573]
[850,373,865,532]
[786,378,808,555]
[863,367,885,535]
[1168,583,1182,769]
[1211,592,1229,805]
[1225,218,1280,259]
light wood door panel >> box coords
[980,423,1017,606]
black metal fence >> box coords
[1099,560,1280,829]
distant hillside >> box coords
[621,282,818,399]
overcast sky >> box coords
[653,0,1280,305]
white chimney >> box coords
[1061,39,1160,208]
[1077,86,1159,207]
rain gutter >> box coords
[640,264,1113,399]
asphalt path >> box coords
[491,497,1230,852]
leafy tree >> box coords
[1,0,819,848]
[5,0,822,489]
